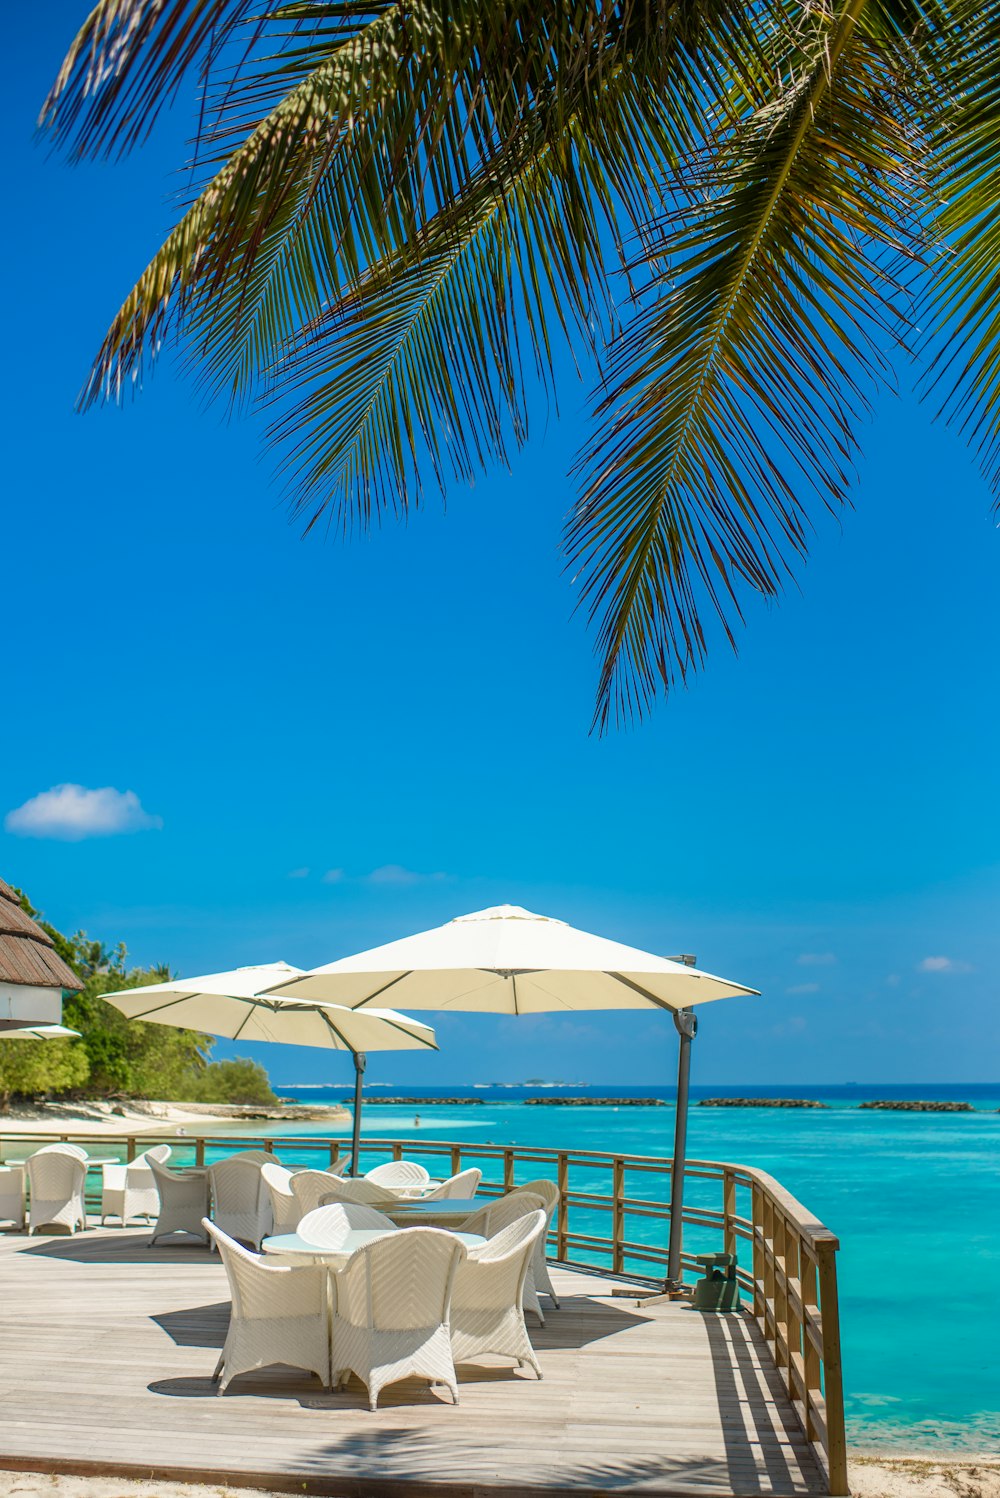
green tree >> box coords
[7,889,277,1106]
[176,1058,277,1106]
[37,0,1000,726]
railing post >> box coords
[451,1145,462,1175]
[816,1241,848,1496]
[393,1141,403,1161]
[125,1136,136,1163]
[503,1149,514,1191]
[723,1168,737,1258]
[329,1140,340,1168]
[763,1193,776,1350]
[612,1157,625,1274]
[556,1153,569,1260]
[195,1138,205,1168]
[786,1226,803,1403]
[774,1210,789,1381]
[752,1182,764,1320]
[801,1250,821,1442]
[264,1138,274,1155]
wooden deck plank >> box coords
[0,1226,827,1498]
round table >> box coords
[381,1197,480,1227]
[261,1228,485,1264]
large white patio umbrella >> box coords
[264,906,758,1287]
[104,961,437,1170]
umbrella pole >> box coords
[350,1051,367,1174]
[632,1007,697,1307]
[666,1007,697,1290]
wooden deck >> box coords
[0,1226,827,1498]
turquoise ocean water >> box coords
[140,1082,1000,1454]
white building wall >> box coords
[0,985,63,1025]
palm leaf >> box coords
[568,0,926,729]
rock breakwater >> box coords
[858,1100,974,1112]
[699,1098,827,1108]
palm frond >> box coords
[569,0,926,730]
[916,0,1000,506]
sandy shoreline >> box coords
[0,1456,996,1498]
[0,1098,351,1137]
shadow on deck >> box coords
[0,1225,827,1497]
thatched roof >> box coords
[0,879,82,992]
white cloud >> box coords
[4,784,162,841]
[366,865,446,886]
[321,868,345,884]
[917,956,973,974]
[287,867,310,879]
[771,1015,808,1038]
[785,982,820,995]
[796,952,836,966]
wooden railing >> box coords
[0,1130,847,1495]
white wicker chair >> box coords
[290,1169,356,1219]
[204,1220,330,1392]
[451,1210,545,1378]
[365,1160,430,1189]
[516,1178,562,1317]
[461,1190,544,1239]
[328,1177,405,1209]
[0,1165,26,1229]
[331,1227,466,1409]
[209,1157,272,1249]
[261,1164,301,1233]
[101,1145,171,1226]
[26,1148,87,1234]
[298,1202,396,1247]
[38,1143,87,1161]
[422,1168,482,1200]
[149,1156,211,1245]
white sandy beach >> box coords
[0,1457,997,1498]
[0,1098,351,1137]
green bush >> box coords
[176,1057,277,1106]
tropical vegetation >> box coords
[0,892,276,1110]
[39,0,1000,725]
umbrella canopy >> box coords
[0,1022,81,1040]
[265,906,757,1288]
[107,962,437,1052]
[262,905,757,1012]
[103,962,437,1169]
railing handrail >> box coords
[0,1132,838,1250]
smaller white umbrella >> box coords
[0,1022,81,1040]
[104,962,436,1169]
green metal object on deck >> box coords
[692,1252,740,1311]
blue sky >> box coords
[2,6,998,1088]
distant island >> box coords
[338,1096,485,1106]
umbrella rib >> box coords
[346,972,412,1008]
[231,1005,257,1041]
[317,1010,355,1053]
[607,973,681,1011]
[111,992,241,1022]
[369,1014,438,1050]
